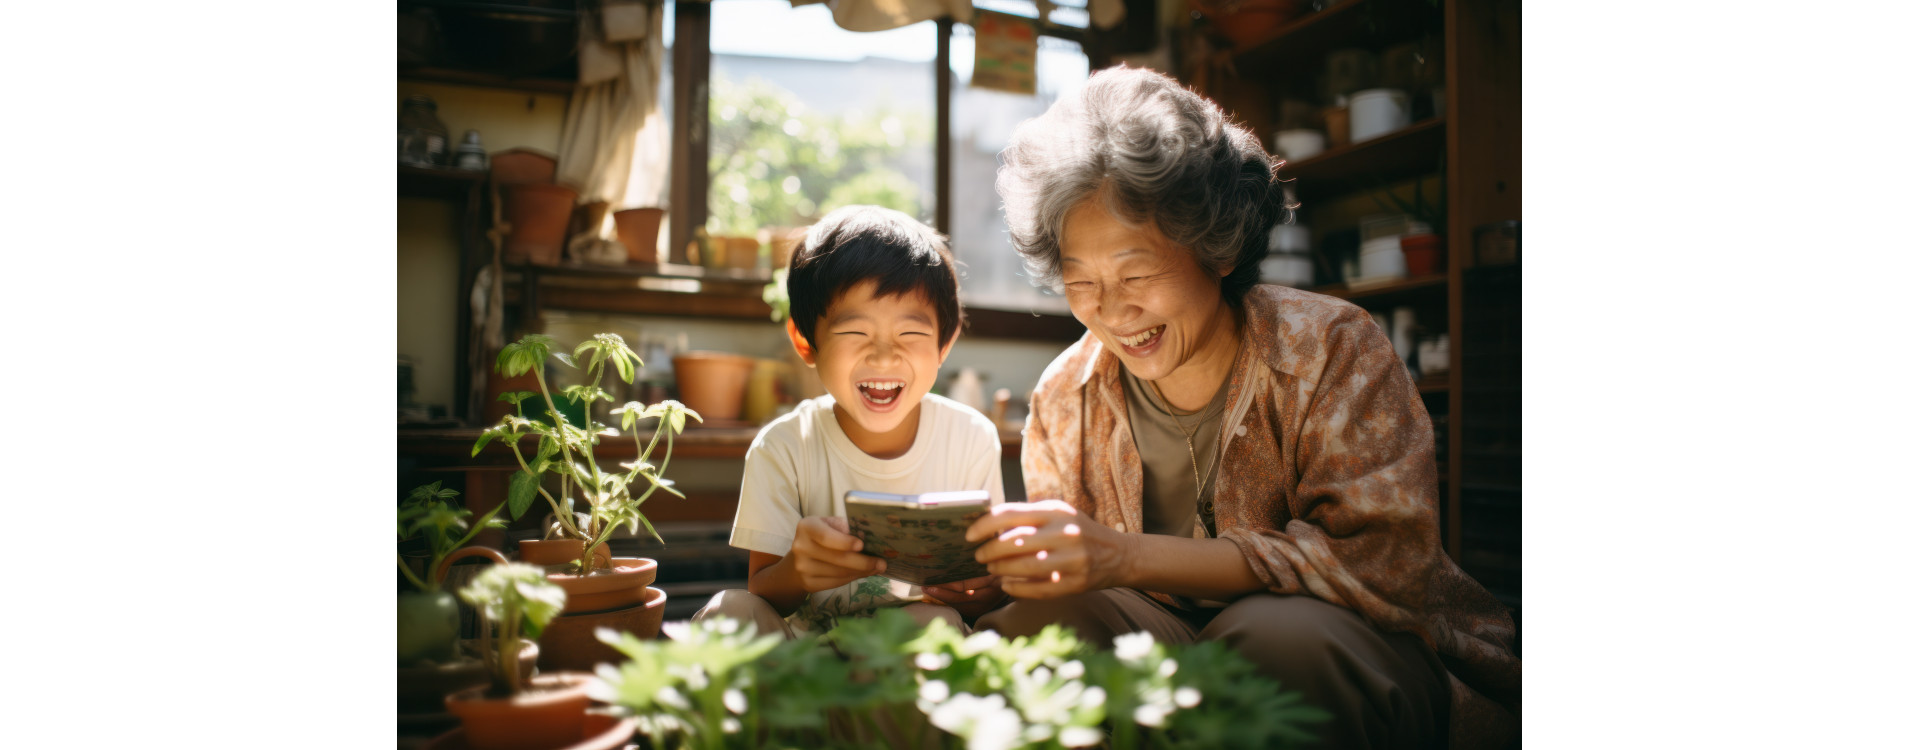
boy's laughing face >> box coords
[797,279,954,452]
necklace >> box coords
[1148,378,1219,531]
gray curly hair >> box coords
[996,65,1287,305]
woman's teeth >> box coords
[858,381,903,404]
[1119,325,1164,347]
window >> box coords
[706,0,937,241]
[948,23,1087,314]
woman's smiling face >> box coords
[803,279,955,443]
[1059,199,1231,385]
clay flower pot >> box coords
[424,712,635,750]
[489,148,558,187]
[613,207,664,264]
[504,183,579,267]
[515,538,613,569]
[1191,0,1307,49]
[545,557,657,614]
[1400,233,1444,276]
[537,587,668,672]
[673,351,755,422]
[443,671,606,750]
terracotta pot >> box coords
[726,236,762,270]
[613,208,664,264]
[425,712,635,750]
[1324,105,1352,147]
[516,538,614,568]
[1192,0,1306,49]
[673,351,755,421]
[444,671,599,750]
[399,641,540,714]
[490,148,558,187]
[763,226,806,269]
[1400,233,1444,276]
[546,557,657,614]
[537,587,668,671]
[505,184,579,267]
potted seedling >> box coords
[434,563,635,750]
[399,482,541,726]
[473,332,699,669]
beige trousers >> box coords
[977,589,1452,750]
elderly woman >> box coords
[934,67,1519,748]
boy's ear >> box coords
[785,318,817,366]
[939,327,960,364]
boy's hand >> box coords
[789,516,886,593]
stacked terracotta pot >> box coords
[517,538,667,672]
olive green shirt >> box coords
[1119,367,1230,539]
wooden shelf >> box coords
[1230,0,1442,76]
[511,261,773,285]
[1281,117,1445,199]
[1416,375,1448,394]
[398,164,486,201]
[1309,273,1445,303]
[966,308,1086,343]
[400,66,576,95]
[401,425,1024,461]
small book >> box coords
[843,490,992,587]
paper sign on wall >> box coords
[971,10,1038,96]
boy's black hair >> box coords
[786,205,964,350]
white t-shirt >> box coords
[730,393,1005,631]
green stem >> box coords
[499,609,521,694]
[506,440,579,539]
[449,501,507,550]
[397,555,431,592]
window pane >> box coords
[949,28,1088,314]
[708,0,936,243]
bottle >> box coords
[454,130,488,171]
[398,95,450,167]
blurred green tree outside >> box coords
[707,75,931,239]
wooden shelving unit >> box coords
[1182,0,1520,611]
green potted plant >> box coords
[399,482,540,727]
[472,332,699,670]
[436,562,636,750]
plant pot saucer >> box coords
[423,713,634,750]
[538,587,668,672]
[546,558,657,611]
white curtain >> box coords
[789,0,1129,31]
[557,0,669,219]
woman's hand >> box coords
[967,500,1132,599]
[787,516,885,593]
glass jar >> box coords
[398,95,450,167]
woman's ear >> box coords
[785,318,817,366]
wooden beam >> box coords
[669,0,712,265]
[936,17,954,235]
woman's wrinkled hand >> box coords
[966,500,1131,599]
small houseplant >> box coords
[398,481,510,665]
[438,562,636,750]
[472,332,699,668]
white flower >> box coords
[920,679,951,703]
[1114,632,1155,662]
[1059,726,1105,747]
[1157,658,1178,678]
[1174,686,1202,708]
[1057,660,1085,681]
[1032,666,1052,684]
[970,703,1022,750]
[723,688,748,715]
[721,717,742,734]
[1134,704,1169,727]
[654,686,690,711]
[685,664,710,691]
[961,630,1002,656]
[1023,724,1055,743]
[1080,686,1107,710]
[661,621,692,642]
[916,652,953,671]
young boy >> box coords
[694,205,1009,637]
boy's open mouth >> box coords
[856,380,905,408]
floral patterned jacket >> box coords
[1020,285,1520,749]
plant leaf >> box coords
[507,470,541,519]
